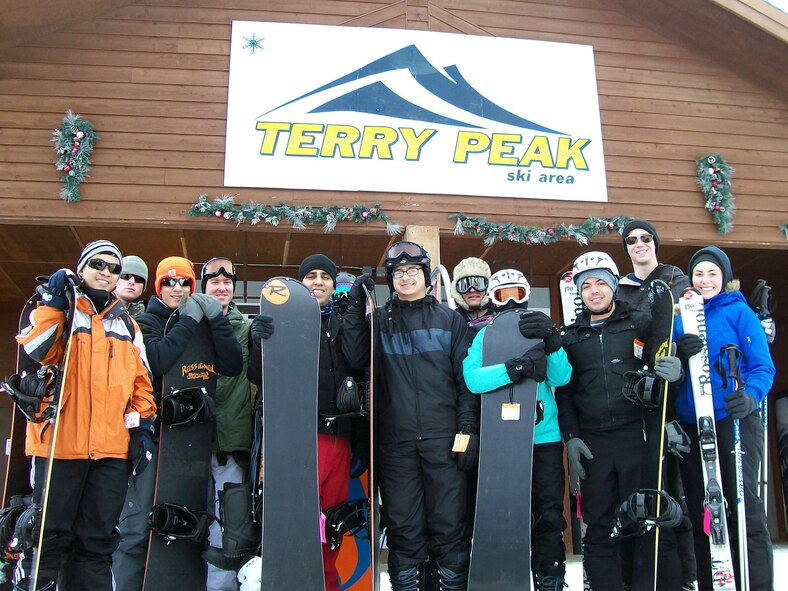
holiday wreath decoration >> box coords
[696,154,735,233]
[189,194,403,235]
[52,110,99,203]
[451,214,631,246]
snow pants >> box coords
[681,414,772,591]
[378,437,470,575]
[16,457,130,591]
[318,432,351,591]
[531,442,567,576]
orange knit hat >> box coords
[155,256,196,298]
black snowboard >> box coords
[258,277,323,591]
[143,317,217,591]
[468,309,540,591]
[631,279,675,591]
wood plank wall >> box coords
[0,0,785,247]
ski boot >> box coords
[534,561,567,591]
[203,482,258,570]
[389,564,423,591]
[436,563,468,591]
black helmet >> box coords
[384,241,431,290]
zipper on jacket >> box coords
[109,341,113,358]
[598,332,613,422]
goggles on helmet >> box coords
[201,257,237,282]
[331,284,352,302]
[456,275,488,295]
[385,241,429,267]
[491,285,529,306]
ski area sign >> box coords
[224,21,608,202]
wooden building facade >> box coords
[1,0,787,536]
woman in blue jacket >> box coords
[673,246,775,591]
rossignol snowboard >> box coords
[143,317,218,591]
[559,271,582,328]
[468,309,540,591]
[631,279,674,591]
[679,288,736,591]
[258,278,323,591]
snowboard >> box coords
[143,317,218,591]
[468,309,540,591]
[559,271,582,328]
[366,289,381,591]
[631,279,674,591]
[679,288,736,590]
[258,277,323,591]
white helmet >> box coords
[572,251,620,290]
[237,555,261,591]
[488,269,531,307]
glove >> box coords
[505,342,547,383]
[40,268,77,310]
[654,344,682,383]
[455,432,479,471]
[665,420,691,457]
[349,273,375,303]
[566,437,593,480]
[675,334,703,363]
[724,390,758,419]
[761,318,775,344]
[518,311,562,354]
[128,418,155,476]
[178,295,204,323]
[250,314,275,346]
[190,293,223,320]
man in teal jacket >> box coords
[462,268,572,591]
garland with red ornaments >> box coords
[188,194,403,235]
[696,154,735,233]
[451,214,631,246]
[52,110,99,203]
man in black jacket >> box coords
[343,241,479,591]
[113,256,242,591]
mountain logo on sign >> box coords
[261,44,564,134]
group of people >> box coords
[7,216,776,591]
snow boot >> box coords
[389,564,423,591]
[436,563,468,591]
[203,482,258,570]
[534,561,567,591]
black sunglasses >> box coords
[119,273,146,284]
[86,258,122,274]
[625,234,654,245]
[456,276,488,294]
[161,277,193,288]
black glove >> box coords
[724,390,758,419]
[518,311,561,354]
[455,432,479,471]
[349,273,375,304]
[505,342,547,383]
[675,334,704,363]
[40,268,76,310]
[250,314,274,346]
[128,418,155,476]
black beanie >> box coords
[298,254,337,283]
[688,246,733,287]
[622,219,660,254]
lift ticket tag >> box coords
[502,403,521,421]
[452,433,470,453]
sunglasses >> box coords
[392,267,422,279]
[119,273,146,284]
[161,277,193,288]
[625,234,654,245]
[456,276,488,294]
[86,258,122,274]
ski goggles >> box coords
[85,258,122,275]
[386,241,427,264]
[455,275,488,294]
[161,277,193,288]
[624,233,654,245]
[201,257,237,282]
[331,284,352,302]
[491,285,529,305]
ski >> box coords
[679,288,736,591]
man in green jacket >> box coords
[199,257,257,591]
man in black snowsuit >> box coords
[343,241,479,591]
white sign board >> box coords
[224,21,608,201]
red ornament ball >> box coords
[607,222,615,230]
[547,227,555,235]
[361,211,369,219]
[63,164,71,172]
[474,225,481,232]
[215,210,223,217]
[73,140,80,147]
[714,204,721,211]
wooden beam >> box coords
[179,230,188,259]
[377,235,398,268]
[69,226,84,250]
[281,233,291,266]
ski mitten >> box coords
[505,342,547,383]
[675,334,703,363]
[129,418,155,476]
[518,311,561,353]
[654,344,683,383]
[723,390,757,419]
[39,268,76,310]
[349,273,375,304]
[178,296,205,324]
[190,293,223,320]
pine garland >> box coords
[188,194,403,235]
[52,110,99,203]
[451,214,631,247]
[696,154,735,233]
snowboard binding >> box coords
[160,386,214,427]
[0,366,59,423]
[611,488,682,538]
[0,495,32,568]
[621,368,664,408]
[9,502,41,553]
[149,503,214,544]
[324,498,369,550]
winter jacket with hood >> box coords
[343,294,479,444]
[17,293,156,460]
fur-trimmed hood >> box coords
[451,257,491,310]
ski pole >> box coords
[721,345,750,591]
